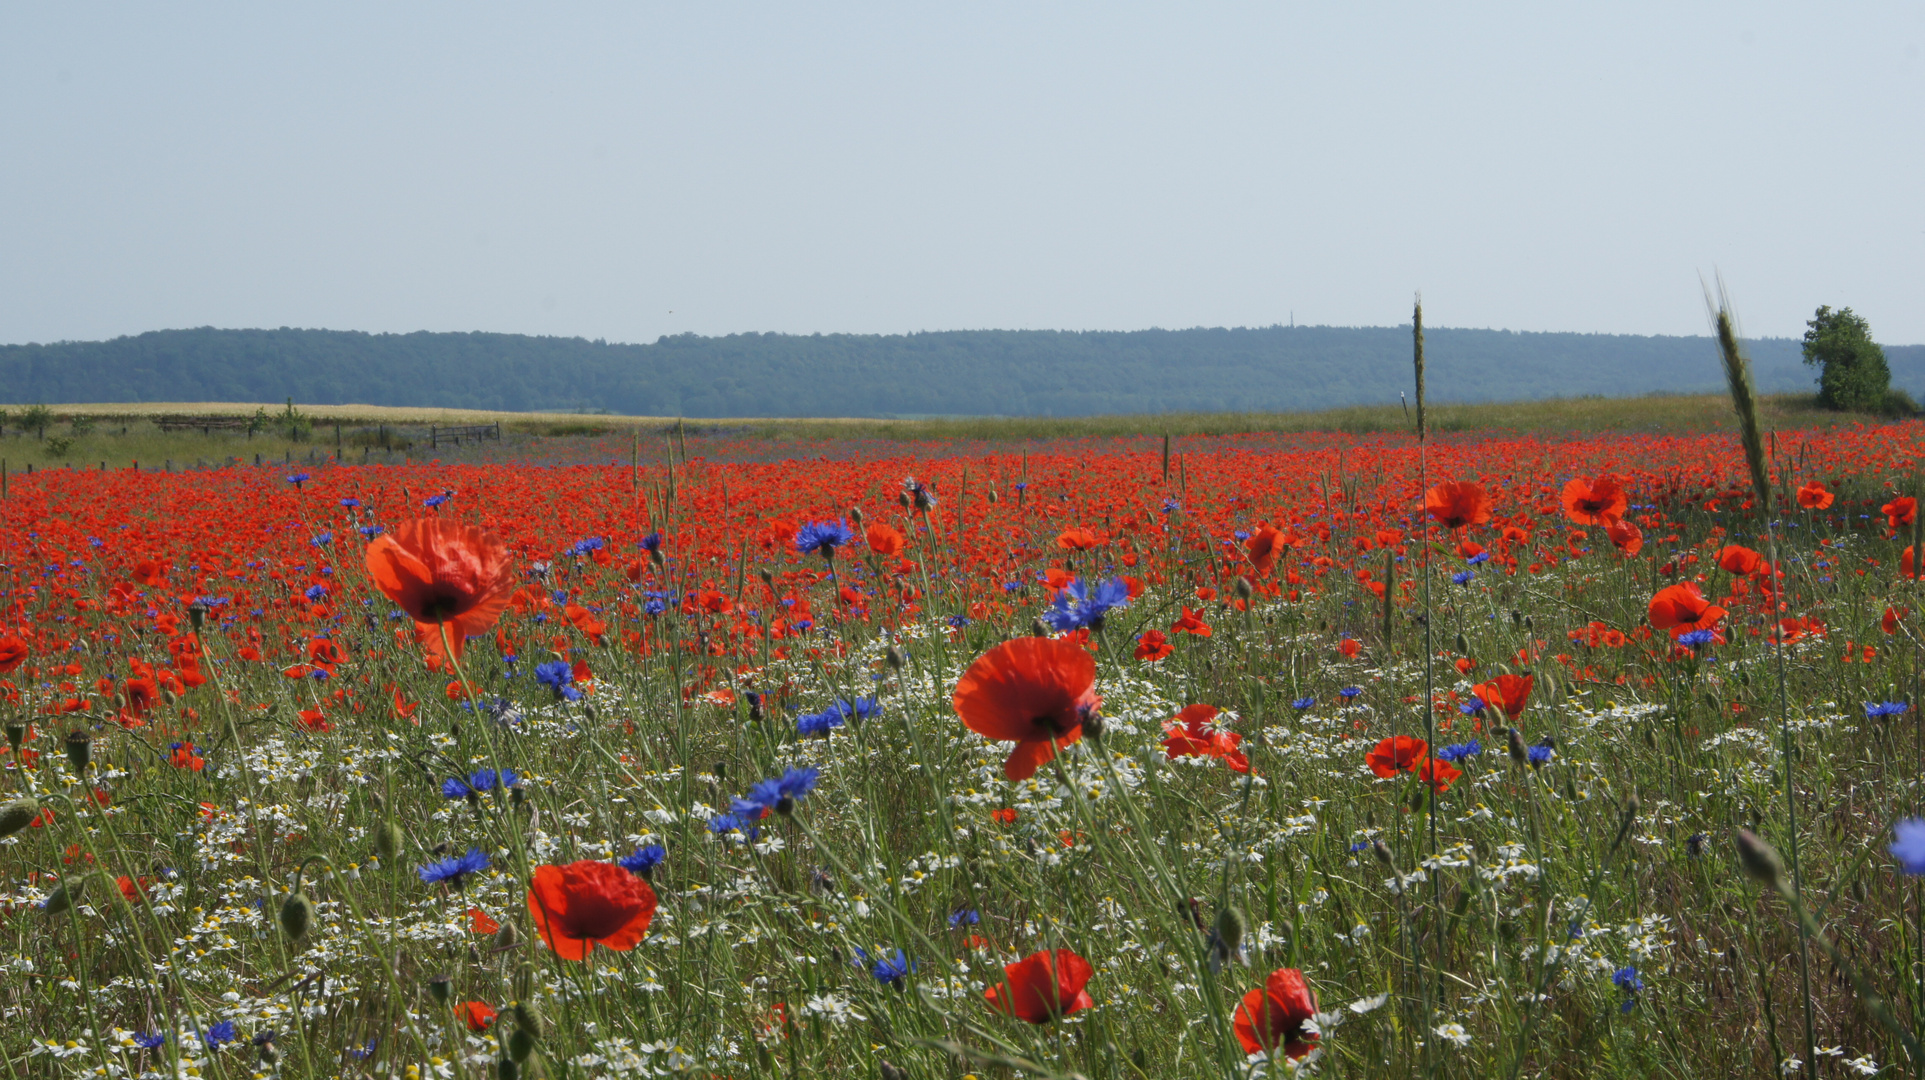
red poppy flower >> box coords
[526,860,659,961]
[1885,496,1918,532]
[1171,606,1213,637]
[1162,704,1250,773]
[1232,968,1319,1058]
[365,520,516,663]
[1716,545,1765,576]
[1366,735,1428,778]
[865,523,905,556]
[460,1001,498,1032]
[1560,476,1627,525]
[1796,481,1834,510]
[953,638,1100,781]
[1416,755,1462,793]
[1133,629,1173,662]
[1056,528,1104,551]
[984,948,1094,1023]
[1245,525,1288,577]
[1884,607,1908,635]
[467,906,501,935]
[991,807,1018,825]
[1424,481,1492,531]
[1647,582,1728,639]
[1605,519,1643,555]
[1470,673,1533,723]
[0,636,25,673]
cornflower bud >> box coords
[849,506,864,526]
[1506,727,1527,765]
[885,645,907,670]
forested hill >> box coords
[4,325,1921,417]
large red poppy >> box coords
[1647,582,1728,639]
[1560,476,1626,526]
[954,638,1100,781]
[365,520,516,663]
[1470,673,1533,723]
[1605,519,1643,555]
[1716,545,1765,576]
[1796,481,1834,510]
[984,948,1094,1023]
[1885,496,1918,532]
[1244,525,1289,578]
[1232,968,1319,1058]
[1424,482,1491,531]
[527,860,658,961]
[1365,735,1428,778]
[0,636,25,673]
[1162,704,1249,773]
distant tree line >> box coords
[2,324,1919,417]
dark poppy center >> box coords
[418,588,468,622]
[1032,713,1075,737]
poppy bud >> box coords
[375,821,405,863]
[497,1055,518,1080]
[1506,727,1527,764]
[1030,618,1049,638]
[758,567,774,585]
[494,919,520,952]
[4,722,24,753]
[1081,708,1105,745]
[512,963,535,1002]
[44,872,92,916]
[1735,829,1787,891]
[280,891,312,940]
[886,645,907,670]
[1234,576,1253,600]
[880,1062,906,1080]
[1213,906,1246,955]
[1454,632,1468,655]
[427,975,452,1004]
[849,506,864,526]
[0,796,39,840]
[514,1000,546,1040]
[987,485,1000,504]
[65,730,92,774]
[897,489,913,509]
[508,1028,536,1064]
[1371,839,1394,867]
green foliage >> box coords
[19,402,52,438]
[1802,305,1895,412]
[3,326,1921,418]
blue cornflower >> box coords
[1435,740,1482,762]
[440,776,474,800]
[311,531,333,547]
[1291,696,1315,710]
[203,1021,238,1048]
[1526,743,1553,767]
[1892,819,1925,874]
[1347,841,1369,853]
[418,848,490,887]
[358,524,384,539]
[304,584,328,602]
[794,520,855,558]
[349,1037,378,1059]
[1460,696,1487,716]
[796,708,844,737]
[855,947,914,986]
[340,497,361,509]
[1467,551,1492,565]
[1450,570,1474,586]
[949,908,980,928]
[1613,966,1643,992]
[134,1031,166,1050]
[534,661,581,702]
[947,613,972,629]
[618,845,667,877]
[639,532,663,552]
[424,491,452,508]
[1678,628,1716,649]
[1042,576,1131,632]
[285,473,310,488]
[709,812,759,841]
[1867,701,1909,719]
[444,767,518,799]
[1338,686,1362,699]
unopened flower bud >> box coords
[1080,708,1105,745]
[1234,576,1253,600]
[494,919,520,952]
[187,602,206,632]
[427,975,452,1004]
[1213,906,1246,955]
[880,1062,907,1080]
[885,645,907,670]
[375,821,405,863]
[279,891,312,940]
[497,1055,519,1080]
[849,506,864,526]
[4,723,24,753]
[0,796,39,839]
[1371,839,1395,867]
[44,872,92,916]
[508,1027,536,1064]
[1735,829,1788,891]
[513,1000,546,1040]
[1506,727,1527,765]
[758,567,774,586]
[1031,618,1050,638]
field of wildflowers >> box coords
[6,412,1925,1079]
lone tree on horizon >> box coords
[1803,305,1898,413]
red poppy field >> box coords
[4,419,1925,1078]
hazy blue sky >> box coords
[3,3,1919,346]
